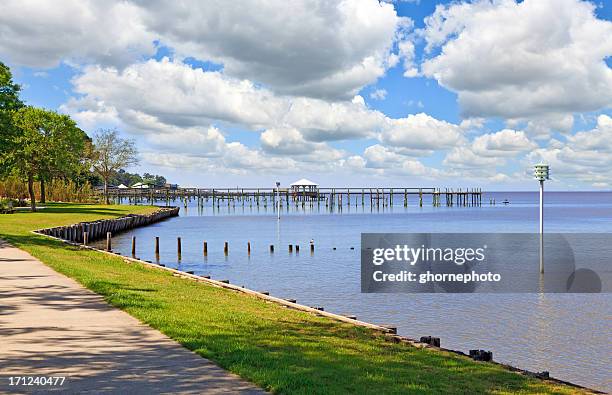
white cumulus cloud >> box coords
[471,129,537,157]
[0,0,155,68]
[419,0,612,123]
[381,113,465,152]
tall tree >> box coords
[142,172,166,187]
[91,129,138,204]
[10,107,86,211]
[0,62,24,176]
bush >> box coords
[0,176,96,203]
[0,198,17,213]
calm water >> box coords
[105,192,612,391]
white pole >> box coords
[277,185,280,220]
[539,180,544,273]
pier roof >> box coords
[290,178,318,186]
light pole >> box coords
[276,181,281,220]
[534,164,550,273]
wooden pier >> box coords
[105,186,484,208]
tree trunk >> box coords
[104,179,109,204]
[28,174,36,212]
[40,179,46,203]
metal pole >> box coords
[539,180,544,273]
[276,182,281,220]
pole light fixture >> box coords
[534,164,550,273]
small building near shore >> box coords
[131,182,151,189]
[290,178,319,193]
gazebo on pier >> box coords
[290,178,319,193]
[290,178,319,200]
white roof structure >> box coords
[117,184,128,189]
[290,178,318,187]
[131,182,149,189]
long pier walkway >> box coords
[108,186,484,208]
[0,240,265,394]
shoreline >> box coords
[30,206,605,394]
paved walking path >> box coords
[0,240,266,394]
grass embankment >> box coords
[0,203,587,394]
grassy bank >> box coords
[0,203,587,394]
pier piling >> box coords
[177,237,182,260]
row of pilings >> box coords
[35,207,179,243]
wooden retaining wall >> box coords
[35,206,179,243]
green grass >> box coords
[0,203,588,394]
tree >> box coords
[142,172,166,187]
[9,107,86,211]
[111,169,142,187]
[91,129,138,204]
[0,62,24,176]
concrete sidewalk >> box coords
[0,240,266,394]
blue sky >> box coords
[2,0,611,190]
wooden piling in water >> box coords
[106,232,112,251]
[131,236,136,257]
[177,237,182,260]
[155,236,160,256]
[248,241,251,255]
[270,244,274,253]
[224,241,229,255]
[203,241,208,256]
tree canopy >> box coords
[0,61,24,176]
[9,107,87,210]
[0,62,168,207]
